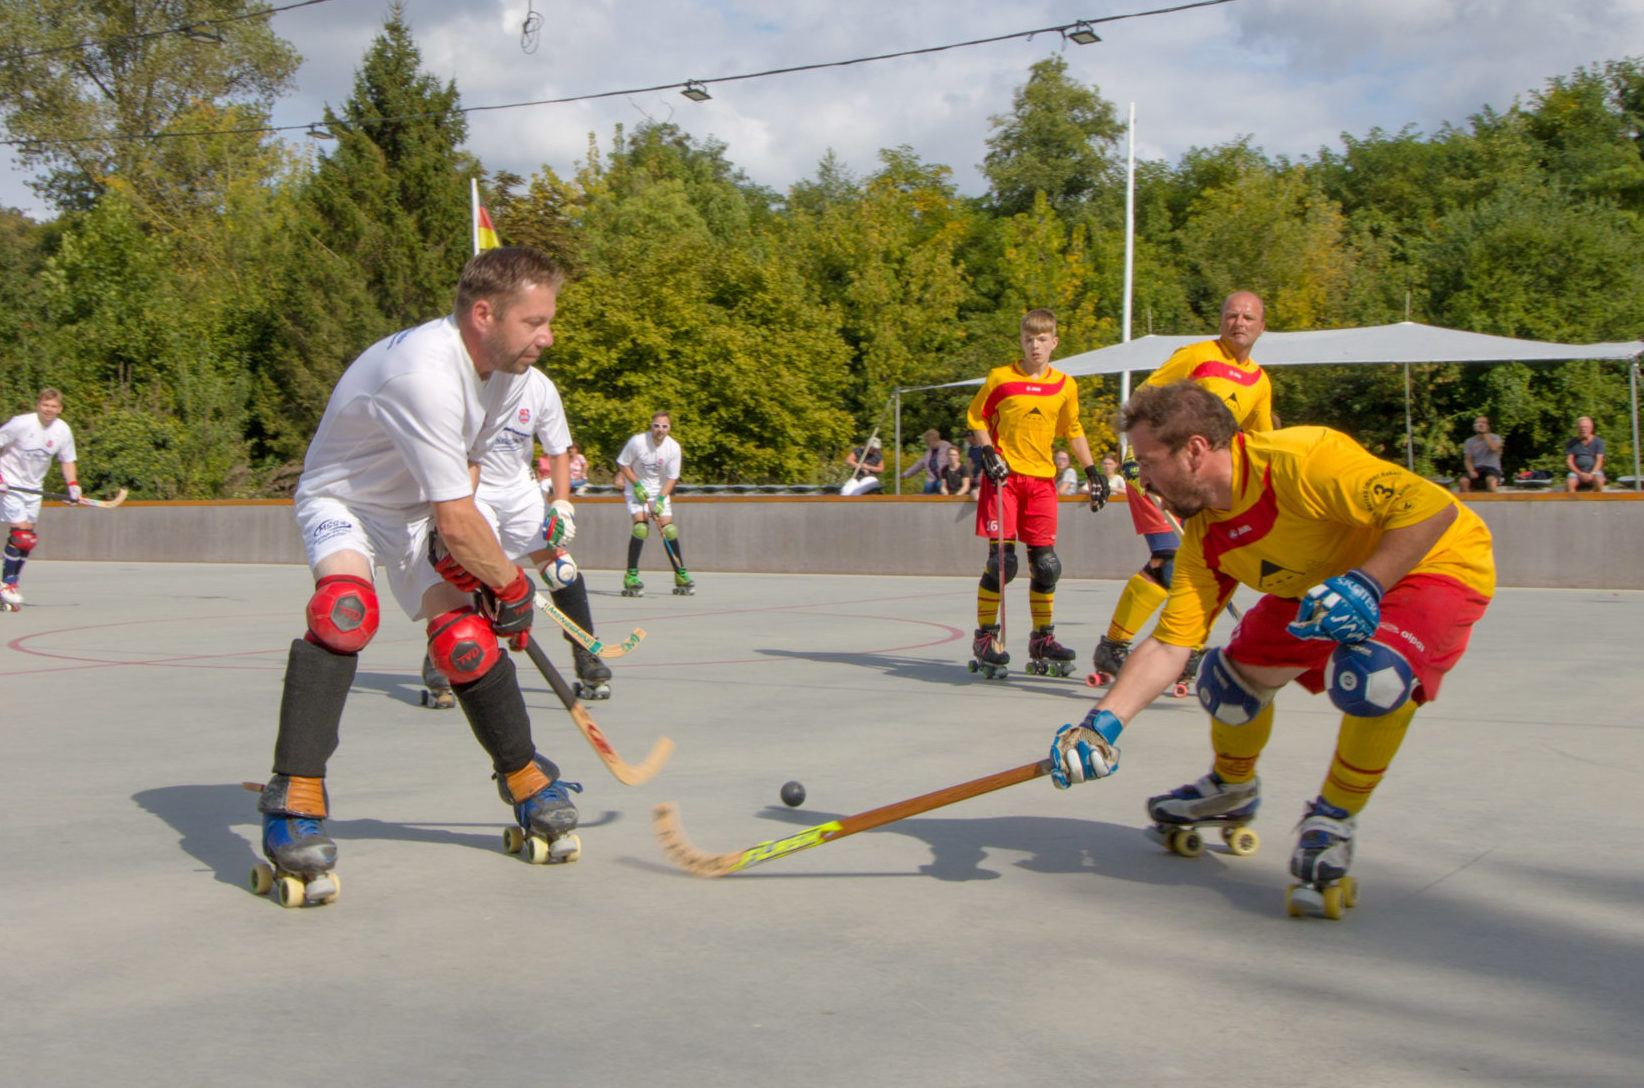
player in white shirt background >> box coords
[617,411,692,596]
[253,247,587,907]
[419,365,611,707]
[0,388,83,609]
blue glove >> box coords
[1286,568,1383,644]
[1050,709,1124,789]
[1121,459,1140,484]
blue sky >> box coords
[5,0,1644,217]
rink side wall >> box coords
[31,492,1644,590]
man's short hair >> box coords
[1021,309,1057,336]
[1122,381,1239,452]
[454,246,567,318]
[37,387,62,404]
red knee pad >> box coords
[305,574,379,653]
[7,528,37,554]
[426,608,502,684]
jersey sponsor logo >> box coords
[1202,465,1279,578]
[518,408,530,425]
[310,518,355,546]
[980,372,1068,421]
[1358,471,1407,512]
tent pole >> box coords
[894,390,903,495]
[1404,363,1414,471]
[1631,361,1640,491]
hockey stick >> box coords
[521,635,673,786]
[648,509,685,576]
[992,474,1008,655]
[1,485,127,508]
[653,758,1054,877]
[533,592,646,659]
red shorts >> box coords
[1125,489,1176,536]
[975,475,1058,546]
[1225,573,1490,706]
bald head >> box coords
[1218,291,1265,361]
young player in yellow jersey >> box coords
[1093,291,1273,689]
[965,309,1109,678]
[1048,381,1494,918]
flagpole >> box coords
[1120,102,1136,457]
[470,178,481,256]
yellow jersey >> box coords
[1154,427,1496,648]
[965,363,1084,480]
[1142,340,1273,432]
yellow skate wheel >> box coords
[1321,883,1344,920]
[1341,876,1359,909]
[249,862,274,896]
[1286,885,1304,917]
[1223,826,1260,857]
[503,826,525,854]
[274,876,306,908]
[1169,828,1205,858]
[524,835,553,864]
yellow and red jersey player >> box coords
[1052,381,1494,911]
[1100,291,1274,674]
[964,309,1104,669]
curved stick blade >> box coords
[652,803,741,878]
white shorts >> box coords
[624,488,673,519]
[476,480,546,561]
[1,490,43,525]
[294,495,442,620]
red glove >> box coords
[480,567,534,650]
[428,532,480,592]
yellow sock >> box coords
[1106,572,1168,642]
[1320,703,1417,815]
[1029,589,1053,629]
[1211,703,1274,784]
[976,587,1000,628]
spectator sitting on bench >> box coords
[1459,415,1504,492]
[1565,416,1607,492]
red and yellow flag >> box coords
[476,204,500,251]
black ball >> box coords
[780,780,806,807]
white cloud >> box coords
[4,0,1644,218]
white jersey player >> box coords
[254,247,587,908]
[616,411,692,596]
[0,389,82,608]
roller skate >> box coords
[1085,635,1129,688]
[498,755,583,864]
[1026,624,1078,678]
[967,624,1009,679]
[419,653,455,709]
[1144,772,1261,858]
[672,566,695,596]
[571,644,612,701]
[1168,647,1206,699]
[621,569,644,597]
[1286,797,1359,920]
[0,582,22,611]
[250,775,341,908]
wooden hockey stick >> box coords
[653,758,1054,877]
[522,636,673,786]
[533,591,646,659]
[2,485,127,508]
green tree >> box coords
[981,55,1122,217]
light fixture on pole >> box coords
[681,80,712,102]
[307,124,334,140]
[1065,21,1101,45]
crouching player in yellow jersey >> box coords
[966,309,1109,679]
[1093,291,1273,691]
[1047,381,1494,918]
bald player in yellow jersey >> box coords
[965,308,1110,678]
[1093,291,1273,687]
[1048,381,1494,918]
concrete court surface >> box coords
[1,560,1641,1088]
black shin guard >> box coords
[273,638,357,777]
[454,653,536,775]
[550,575,595,640]
[626,534,645,570]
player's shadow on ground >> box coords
[754,647,1097,700]
[132,784,619,892]
[737,805,1276,916]
[350,670,431,707]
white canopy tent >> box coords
[891,321,1644,488]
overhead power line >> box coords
[2,0,340,64]
[0,0,1242,150]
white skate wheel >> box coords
[524,835,553,864]
[249,862,274,895]
[274,875,306,908]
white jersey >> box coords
[617,432,682,493]
[476,368,572,491]
[295,316,523,516]
[0,413,76,491]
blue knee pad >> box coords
[1195,646,1274,726]
[1325,641,1414,717]
[631,522,649,540]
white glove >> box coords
[543,499,576,547]
[67,483,82,504]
